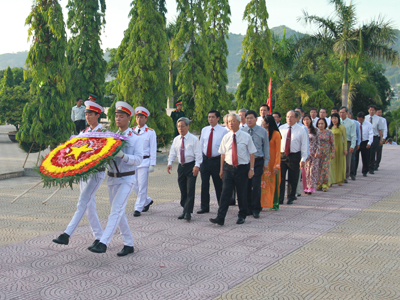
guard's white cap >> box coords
[135,106,150,117]
[115,101,134,117]
[84,101,104,114]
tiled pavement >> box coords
[0,146,399,299]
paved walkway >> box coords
[0,145,399,299]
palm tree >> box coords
[299,0,399,107]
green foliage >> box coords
[66,0,107,105]
[0,86,30,131]
[17,0,74,151]
[303,90,334,114]
[236,0,272,111]
[274,80,298,122]
[2,67,14,88]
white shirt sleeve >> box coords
[150,130,157,166]
[193,136,203,168]
[122,135,144,166]
[168,137,178,165]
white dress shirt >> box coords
[219,130,257,165]
[71,105,86,122]
[312,117,319,127]
[168,132,202,167]
[360,121,373,145]
[325,117,331,126]
[367,114,383,136]
[256,116,265,126]
[200,124,227,157]
[133,124,157,167]
[279,123,309,162]
[80,123,102,134]
[380,117,387,139]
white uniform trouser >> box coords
[100,181,134,247]
[134,167,153,212]
[65,172,105,239]
[296,172,302,195]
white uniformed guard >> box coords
[132,106,157,217]
[89,101,144,256]
[53,101,106,249]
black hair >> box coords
[331,106,339,112]
[302,114,317,135]
[260,104,270,111]
[208,110,221,118]
[263,115,281,141]
[317,117,328,129]
[329,113,341,129]
[245,110,258,119]
[272,112,281,117]
[310,107,318,113]
[295,107,304,113]
[76,97,83,102]
[368,104,377,111]
[320,108,327,113]
[357,112,365,119]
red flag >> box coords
[267,77,272,109]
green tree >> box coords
[300,0,400,107]
[17,0,74,150]
[236,0,272,111]
[67,0,107,104]
[274,80,299,122]
[173,0,212,128]
[0,86,30,131]
[205,0,231,115]
[303,90,334,113]
[2,67,14,88]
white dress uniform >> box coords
[100,103,143,247]
[64,102,105,240]
[132,120,157,212]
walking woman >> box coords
[316,118,335,192]
[260,115,281,210]
[329,113,347,186]
[302,114,320,195]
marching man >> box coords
[90,101,143,256]
[132,106,157,217]
[53,101,106,249]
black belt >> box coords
[224,162,249,168]
[108,171,135,178]
[374,135,379,137]
[180,161,195,167]
[203,154,221,160]
[255,157,264,161]
[143,155,150,159]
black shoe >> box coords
[246,211,252,216]
[253,211,260,219]
[350,176,356,181]
[88,239,100,250]
[209,217,224,226]
[369,171,374,174]
[133,210,141,217]
[344,179,348,183]
[287,200,294,205]
[296,193,301,197]
[294,196,298,200]
[184,213,191,221]
[375,167,379,171]
[236,217,245,225]
[89,242,107,253]
[363,173,367,177]
[197,209,209,214]
[142,200,153,212]
[52,233,70,245]
[117,246,134,257]
[178,212,185,219]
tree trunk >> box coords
[342,83,349,107]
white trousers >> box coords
[133,167,153,212]
[65,172,105,239]
[100,181,134,247]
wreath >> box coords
[38,132,128,188]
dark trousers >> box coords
[74,120,86,134]
[355,141,370,175]
[350,145,358,177]
[279,152,301,204]
[217,163,249,220]
[200,155,223,210]
[376,144,383,169]
[369,136,380,171]
[247,158,264,213]
[345,141,351,179]
[177,161,197,214]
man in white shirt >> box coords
[356,112,373,177]
[295,111,309,197]
[256,104,270,126]
[167,117,202,221]
[319,108,331,126]
[132,106,157,217]
[375,108,387,170]
[310,107,319,127]
[367,105,384,174]
[295,107,305,124]
[71,97,86,133]
[279,110,308,205]
[272,112,281,127]
[209,113,256,226]
[198,110,227,214]
[339,106,357,182]
[238,108,248,128]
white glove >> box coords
[149,166,155,173]
[115,151,124,158]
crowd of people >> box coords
[60,96,389,256]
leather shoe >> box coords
[88,239,100,250]
[236,217,245,224]
[344,179,348,183]
[89,242,107,253]
[363,173,367,177]
[209,217,224,226]
[184,213,191,221]
[133,210,141,217]
[142,200,153,212]
[197,209,209,214]
[296,193,301,197]
[253,211,260,219]
[287,200,294,205]
[350,176,356,181]
[52,233,69,245]
[369,171,374,174]
[178,212,185,219]
[117,246,134,257]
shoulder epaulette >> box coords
[172,110,177,112]
[148,127,154,131]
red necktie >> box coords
[232,133,238,167]
[180,136,185,164]
[285,126,291,156]
[207,128,214,158]
[360,124,363,142]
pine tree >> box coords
[66,0,107,104]
[236,0,272,111]
[17,0,74,150]
[173,0,212,128]
[205,0,231,116]
[2,67,14,89]
[110,0,173,147]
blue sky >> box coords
[0,0,398,55]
